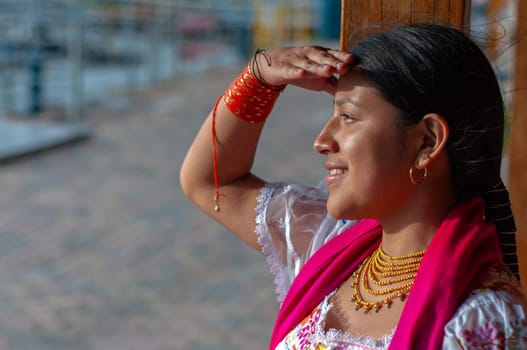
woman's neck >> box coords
[378,184,456,256]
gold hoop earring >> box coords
[409,166,428,185]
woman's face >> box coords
[313,69,420,220]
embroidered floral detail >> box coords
[461,319,527,349]
[280,306,321,350]
[506,318,527,348]
[462,321,505,349]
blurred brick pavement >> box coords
[0,65,333,350]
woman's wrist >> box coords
[249,49,287,92]
[223,63,284,123]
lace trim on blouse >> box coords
[256,182,289,303]
[318,291,394,349]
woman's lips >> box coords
[326,168,347,186]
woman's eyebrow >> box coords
[334,97,360,107]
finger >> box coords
[324,76,339,95]
[297,60,337,77]
[303,49,353,74]
[335,61,351,75]
[327,49,354,63]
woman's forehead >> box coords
[336,71,381,103]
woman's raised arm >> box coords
[179,46,352,250]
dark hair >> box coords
[350,24,519,279]
[350,23,503,198]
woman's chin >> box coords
[326,199,364,221]
[327,203,352,221]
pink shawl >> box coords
[269,196,502,349]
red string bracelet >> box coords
[211,64,285,212]
[211,95,223,212]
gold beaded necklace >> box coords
[350,246,426,313]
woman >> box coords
[180,24,527,349]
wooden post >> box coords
[340,0,470,51]
[509,0,527,287]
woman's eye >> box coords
[341,113,356,121]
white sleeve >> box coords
[442,289,527,349]
[255,182,356,304]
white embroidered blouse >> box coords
[255,182,527,349]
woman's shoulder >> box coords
[443,266,527,349]
[462,265,526,309]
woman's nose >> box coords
[313,118,338,155]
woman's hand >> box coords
[251,46,354,95]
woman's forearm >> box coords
[180,96,266,209]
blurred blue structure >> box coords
[28,44,42,115]
[318,0,341,40]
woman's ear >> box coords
[415,113,449,168]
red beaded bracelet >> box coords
[223,65,284,123]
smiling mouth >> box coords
[330,169,346,176]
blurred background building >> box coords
[0,0,343,160]
[0,0,339,118]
